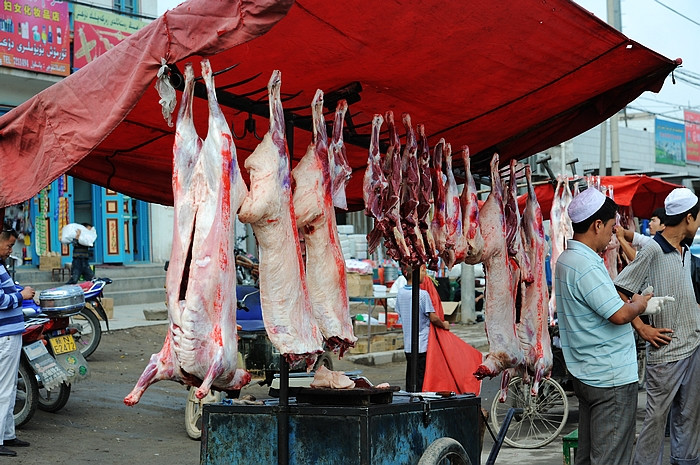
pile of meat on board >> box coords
[125,62,357,405]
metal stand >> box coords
[409,267,420,392]
[277,354,289,465]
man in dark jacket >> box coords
[67,223,95,284]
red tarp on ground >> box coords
[516,175,682,221]
[0,0,680,209]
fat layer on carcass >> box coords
[456,146,484,265]
[238,70,323,362]
[548,176,572,323]
[125,60,249,405]
[430,139,448,268]
[441,143,464,269]
[292,90,356,355]
[474,154,525,383]
[518,165,553,395]
[329,100,352,210]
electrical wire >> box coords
[653,0,700,28]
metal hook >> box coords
[231,113,264,141]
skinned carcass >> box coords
[292,90,356,355]
[416,124,439,265]
[548,176,572,323]
[238,70,323,362]
[364,115,388,255]
[125,60,249,405]
[474,154,525,385]
[430,139,448,266]
[329,100,352,210]
[399,113,428,264]
[518,166,553,395]
[441,143,463,269]
[457,146,484,265]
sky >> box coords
[573,0,700,125]
[157,0,700,125]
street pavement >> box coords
[109,302,672,464]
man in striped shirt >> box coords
[615,187,700,465]
[555,187,650,465]
[0,228,35,457]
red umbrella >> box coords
[517,175,681,221]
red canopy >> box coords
[0,0,680,209]
[517,175,682,221]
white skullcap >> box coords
[568,187,606,223]
[665,188,698,216]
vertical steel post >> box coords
[278,354,289,465]
[410,266,420,392]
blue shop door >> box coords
[100,188,134,264]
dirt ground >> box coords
[13,324,408,465]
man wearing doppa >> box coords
[555,187,650,465]
[615,187,700,465]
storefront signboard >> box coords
[0,0,70,76]
[685,110,700,164]
[655,118,686,166]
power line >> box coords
[653,0,700,28]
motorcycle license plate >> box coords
[49,334,77,355]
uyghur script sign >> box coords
[0,0,69,76]
[73,4,147,69]
[685,110,700,164]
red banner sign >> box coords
[0,0,70,76]
[685,110,700,164]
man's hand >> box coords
[643,296,675,315]
[76,229,81,238]
[442,321,450,331]
[636,324,673,348]
[20,286,35,300]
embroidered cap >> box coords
[568,187,606,223]
[665,188,698,216]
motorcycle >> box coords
[14,285,90,427]
[71,277,113,358]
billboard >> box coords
[0,0,70,76]
[655,118,686,166]
[685,110,700,164]
[73,5,147,69]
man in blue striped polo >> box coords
[555,187,650,465]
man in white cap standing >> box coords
[615,187,700,465]
[555,187,650,465]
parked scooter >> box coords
[14,285,90,427]
[72,277,112,358]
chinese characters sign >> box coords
[685,110,700,164]
[0,0,69,76]
[73,4,146,69]
[655,118,686,166]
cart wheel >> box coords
[184,387,224,440]
[490,376,568,449]
[417,437,471,465]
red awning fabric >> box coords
[0,0,680,209]
[516,175,682,221]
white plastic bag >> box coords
[61,223,97,247]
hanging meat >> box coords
[379,111,411,262]
[430,139,448,266]
[504,159,533,285]
[364,115,388,255]
[238,70,323,362]
[125,60,249,405]
[457,146,484,265]
[416,124,439,265]
[441,143,463,269]
[329,100,352,210]
[518,165,553,395]
[399,113,428,264]
[548,176,572,323]
[474,153,525,383]
[291,90,356,355]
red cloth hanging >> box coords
[421,278,483,395]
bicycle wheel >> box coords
[490,376,568,449]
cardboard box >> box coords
[442,301,461,323]
[39,255,62,271]
[347,272,373,297]
[353,321,387,334]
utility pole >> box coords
[608,0,622,175]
